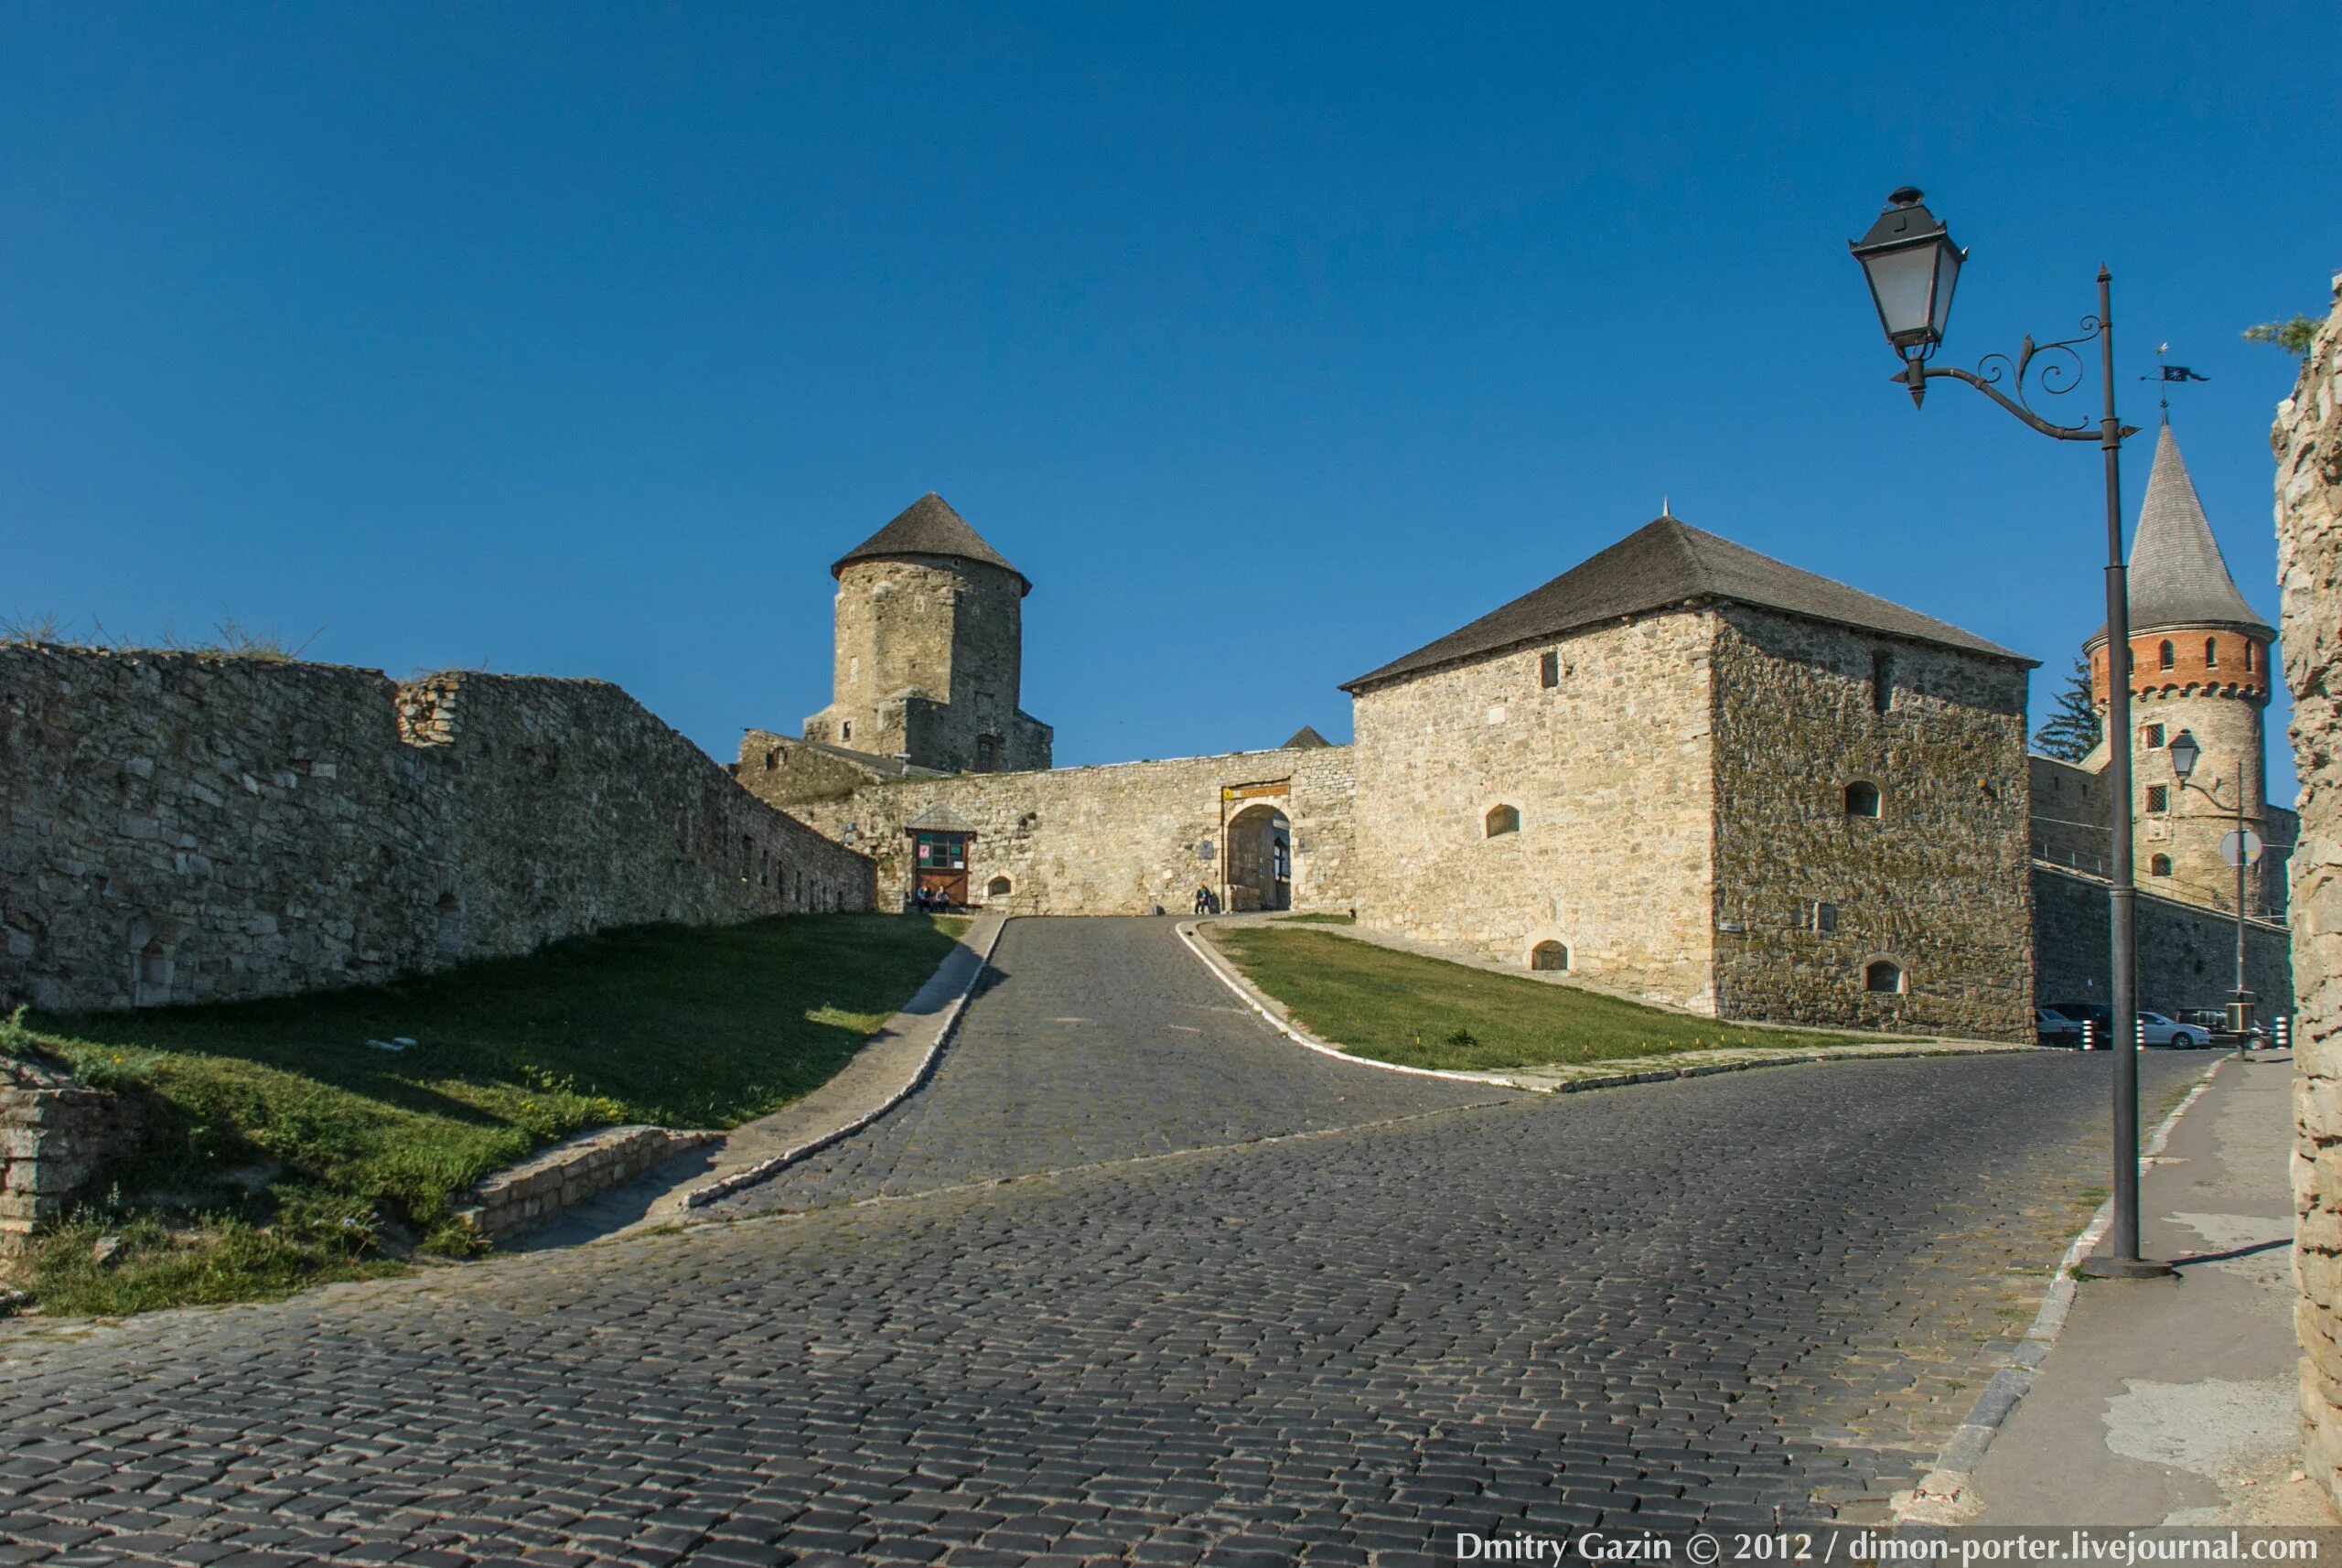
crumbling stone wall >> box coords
[1710,606,2035,1040]
[1,1056,146,1264]
[772,746,1355,918]
[0,646,875,1014]
[1348,612,1720,1013]
[2280,277,2342,1509]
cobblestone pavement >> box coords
[0,918,2196,1565]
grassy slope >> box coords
[10,913,964,1312]
[1211,926,1877,1071]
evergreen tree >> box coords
[2032,655,2102,760]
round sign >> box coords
[2219,828,2264,867]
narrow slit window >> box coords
[2204,638,2218,669]
[2158,639,2175,671]
[1538,650,1560,689]
[1870,651,1895,714]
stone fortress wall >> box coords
[1709,606,2035,1040]
[2278,277,2342,1510]
[739,736,1355,919]
[1346,611,1719,1014]
[2030,865,2293,1015]
[0,644,875,1015]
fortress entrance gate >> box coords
[1222,782,1292,913]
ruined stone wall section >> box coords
[0,646,875,1015]
[2029,864,2294,1015]
[785,746,1354,918]
[1347,613,1718,1013]
[2278,277,2342,1510]
[0,1055,147,1263]
[1710,607,2035,1041]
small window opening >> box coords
[975,736,998,773]
[138,939,168,987]
[1843,781,1882,818]
[1530,940,1569,972]
[2158,639,2175,671]
[2145,785,2168,814]
[2204,638,2218,669]
[2145,724,2165,747]
[1538,650,1560,689]
[1484,804,1521,838]
[841,720,852,742]
[765,748,779,770]
[2150,854,2173,876]
[1870,650,1895,714]
[1809,901,1838,934]
[987,875,1012,897]
[1864,960,1905,994]
[2245,642,2256,672]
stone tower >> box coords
[801,493,1052,774]
[2085,423,2278,915]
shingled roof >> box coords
[833,493,1031,596]
[1281,725,1333,749]
[1342,515,2029,693]
[2110,424,2272,639]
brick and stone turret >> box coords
[2085,423,2280,917]
[800,493,1052,775]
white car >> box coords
[2138,1011,2207,1050]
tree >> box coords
[2033,655,2102,761]
[2243,316,2320,356]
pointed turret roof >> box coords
[1343,515,2028,692]
[1281,725,1333,749]
[833,493,1031,596]
[2117,424,2272,638]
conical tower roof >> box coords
[833,492,1030,596]
[2119,424,2271,638]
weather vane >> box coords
[2145,342,2209,419]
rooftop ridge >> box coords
[833,492,1031,595]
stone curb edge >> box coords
[1891,1057,2226,1526]
[1177,918,2035,1093]
[676,916,1012,1210]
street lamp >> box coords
[1848,188,2164,1278]
[2166,728,2258,1059]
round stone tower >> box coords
[2084,423,2276,915]
[802,492,1051,775]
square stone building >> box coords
[1340,516,2037,1039]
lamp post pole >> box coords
[1848,191,2165,1276]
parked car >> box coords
[2138,1011,2206,1049]
[2045,1002,2110,1046]
[2035,1008,2084,1047]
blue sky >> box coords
[4,4,2333,802]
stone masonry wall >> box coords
[0,645,875,1015]
[2031,864,2294,1016]
[2279,276,2342,1509]
[1348,612,1718,1013]
[1710,606,2035,1041]
[771,746,1355,918]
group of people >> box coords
[1192,886,1221,916]
[913,884,956,913]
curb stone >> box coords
[1889,1058,2224,1527]
[677,915,1011,1209]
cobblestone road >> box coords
[0,918,2193,1565]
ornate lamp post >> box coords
[1849,188,2166,1277]
[2166,728,2258,1059]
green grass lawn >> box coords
[1210,926,1879,1072]
[1267,912,1357,925]
[5,912,964,1314]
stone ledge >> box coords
[455,1124,718,1244]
